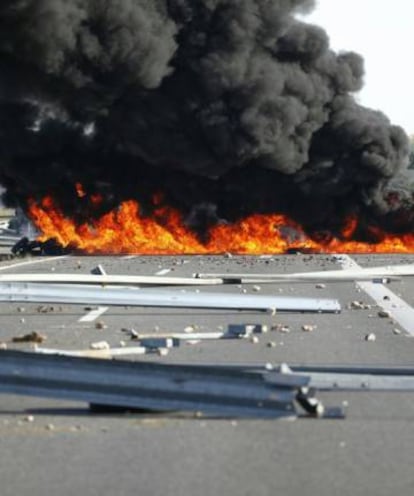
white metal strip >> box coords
[78,306,109,322]
[0,273,223,286]
[336,255,414,336]
[0,282,341,313]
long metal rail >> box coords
[0,273,225,286]
[194,264,414,283]
[0,282,341,313]
[0,350,312,418]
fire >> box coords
[28,195,414,254]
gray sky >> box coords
[303,0,414,134]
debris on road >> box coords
[90,341,111,350]
[378,310,392,319]
[365,333,377,342]
[12,331,46,344]
[302,324,317,333]
[0,349,342,419]
[272,324,291,334]
[0,282,341,313]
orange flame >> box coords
[27,195,414,254]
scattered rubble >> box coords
[272,324,291,334]
[302,324,317,333]
[349,301,371,310]
[90,341,111,350]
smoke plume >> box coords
[0,0,411,240]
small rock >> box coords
[272,324,290,334]
[393,328,402,335]
[17,307,25,313]
[365,333,376,342]
[0,342,7,350]
[266,341,277,348]
[302,324,317,332]
[45,423,55,431]
[378,310,392,318]
[24,415,35,423]
[184,325,197,333]
[315,283,326,289]
[350,301,364,310]
[250,335,259,344]
[119,340,126,347]
[95,320,107,330]
[90,341,110,350]
[252,285,261,292]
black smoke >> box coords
[0,0,411,242]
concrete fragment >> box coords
[272,324,291,333]
[90,341,111,350]
[302,324,317,332]
[365,333,377,342]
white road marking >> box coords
[156,268,171,276]
[0,255,68,272]
[336,254,414,336]
[78,306,109,322]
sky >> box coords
[302,0,414,135]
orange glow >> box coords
[75,182,87,198]
[28,194,414,254]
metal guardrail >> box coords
[0,350,316,419]
[0,282,341,313]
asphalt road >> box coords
[1,253,414,496]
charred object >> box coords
[12,237,70,256]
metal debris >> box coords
[0,282,341,313]
[0,349,338,419]
[91,265,107,276]
[36,345,148,358]
[196,263,414,283]
[0,273,224,287]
